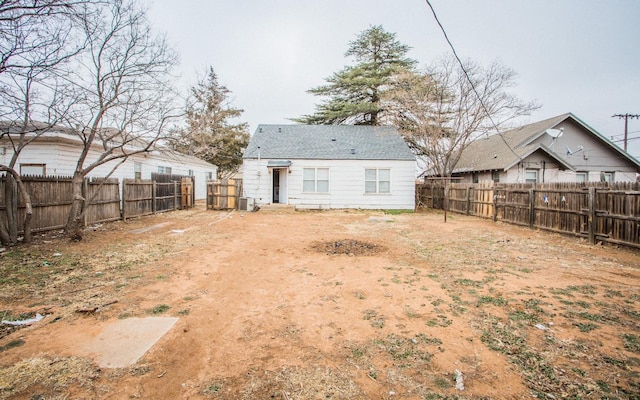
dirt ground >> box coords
[1,205,639,399]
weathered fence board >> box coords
[207,179,242,210]
[1,174,195,236]
[417,182,640,249]
[84,178,121,226]
[122,179,154,220]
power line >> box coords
[423,0,522,162]
[612,113,640,153]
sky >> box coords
[144,0,640,160]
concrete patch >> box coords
[85,317,178,368]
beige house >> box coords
[450,113,640,184]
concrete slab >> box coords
[85,317,178,368]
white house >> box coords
[0,124,217,200]
[243,125,416,210]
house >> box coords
[0,123,217,200]
[242,125,416,210]
[450,113,640,184]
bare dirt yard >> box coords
[1,205,639,399]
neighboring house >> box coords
[0,124,217,200]
[243,124,416,210]
[449,113,640,184]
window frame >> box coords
[134,162,142,180]
[302,167,330,193]
[365,168,391,194]
[525,169,538,184]
[575,171,588,183]
[20,163,46,176]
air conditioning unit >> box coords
[238,197,255,211]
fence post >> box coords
[173,181,178,210]
[588,187,596,244]
[465,187,471,215]
[152,180,157,214]
[430,184,434,208]
[444,185,450,223]
[122,179,127,222]
[528,188,535,228]
[492,186,498,222]
[82,179,89,227]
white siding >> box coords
[2,140,216,200]
[243,158,415,210]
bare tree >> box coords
[385,55,539,179]
[0,0,90,245]
[62,0,179,240]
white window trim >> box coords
[575,171,588,183]
[303,167,330,193]
[525,169,538,184]
[365,168,391,194]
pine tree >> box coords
[170,67,249,177]
[294,25,416,125]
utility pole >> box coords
[612,113,640,152]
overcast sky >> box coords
[145,0,640,159]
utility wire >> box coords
[424,0,522,161]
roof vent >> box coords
[278,127,282,133]
[331,138,336,142]
[351,148,356,155]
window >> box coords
[206,172,213,180]
[365,168,390,194]
[303,168,329,193]
[472,173,479,184]
[158,165,172,174]
[188,169,194,176]
[525,169,538,183]
[575,171,588,183]
[134,162,142,180]
[20,163,45,175]
[601,172,614,183]
[491,170,500,183]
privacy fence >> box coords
[207,179,242,210]
[416,182,640,249]
[0,173,195,235]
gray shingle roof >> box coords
[244,124,415,161]
[453,113,577,173]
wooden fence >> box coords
[122,175,194,220]
[207,179,242,210]
[416,182,640,249]
[0,174,194,235]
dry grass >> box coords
[0,356,98,399]
[203,366,366,400]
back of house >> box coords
[242,125,416,210]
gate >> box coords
[207,179,242,210]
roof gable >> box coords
[454,113,640,173]
[244,124,415,161]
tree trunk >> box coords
[7,174,18,242]
[16,178,33,244]
[0,171,34,245]
[64,175,85,241]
